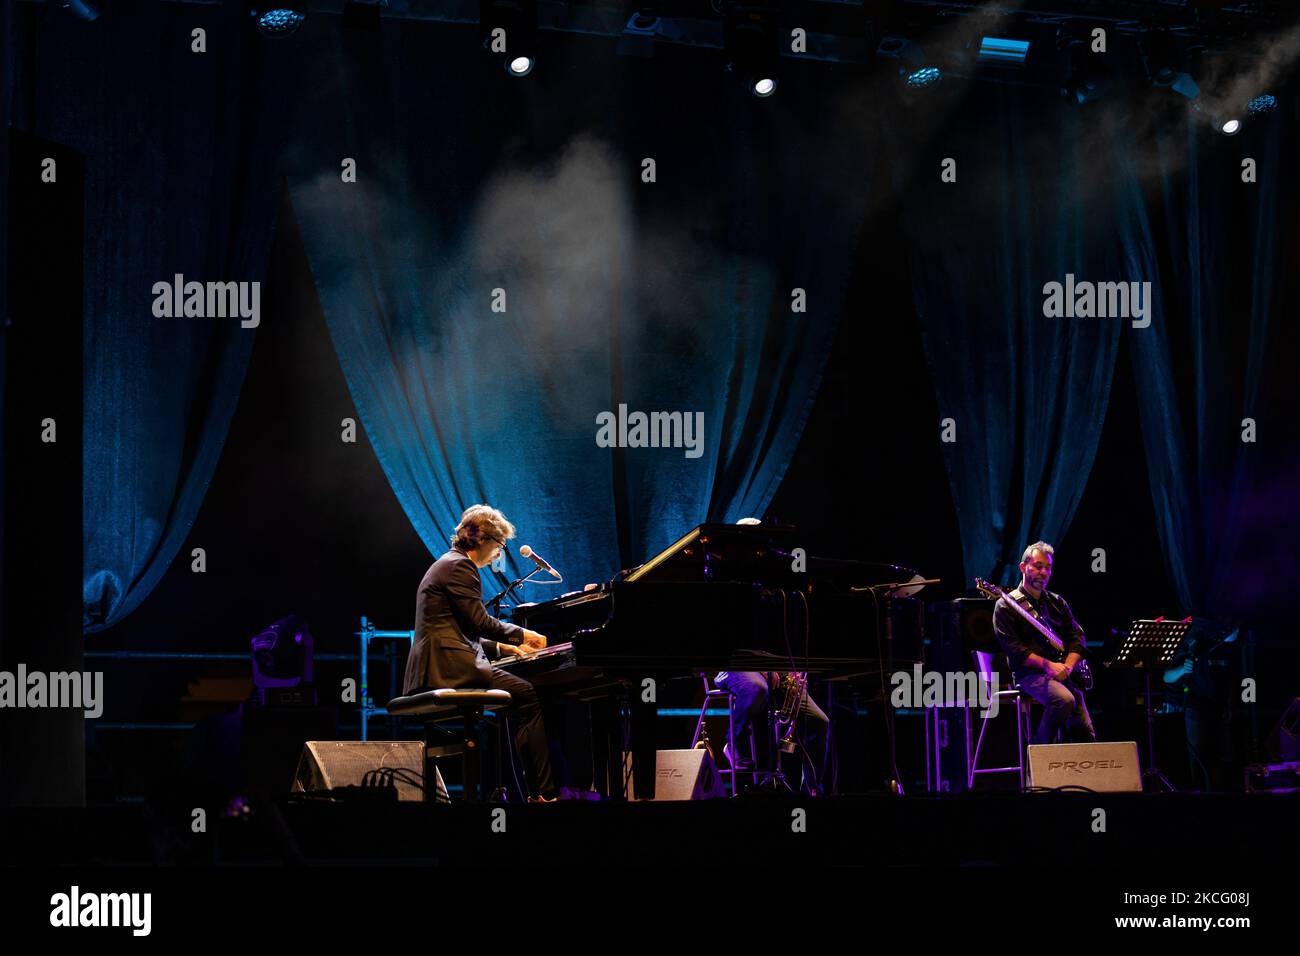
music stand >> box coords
[1109,619,1192,792]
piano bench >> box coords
[387,689,512,802]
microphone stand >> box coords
[487,568,544,616]
[855,578,942,796]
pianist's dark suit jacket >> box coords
[402,549,525,694]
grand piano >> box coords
[497,523,925,798]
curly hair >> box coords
[450,504,517,551]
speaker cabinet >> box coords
[293,741,447,802]
[1026,741,1142,792]
[626,749,725,800]
[926,599,999,672]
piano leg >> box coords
[630,689,656,800]
[589,697,615,800]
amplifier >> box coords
[1026,741,1142,792]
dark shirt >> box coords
[993,587,1086,676]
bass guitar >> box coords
[975,578,1094,691]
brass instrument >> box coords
[774,670,808,754]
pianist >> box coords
[402,504,559,802]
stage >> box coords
[4,0,1300,940]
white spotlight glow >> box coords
[507,55,534,76]
[752,77,776,97]
[1220,118,1241,135]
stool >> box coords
[387,688,512,802]
[965,651,1032,790]
[690,673,791,795]
[690,674,741,796]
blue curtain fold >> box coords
[897,87,1144,587]
[26,6,287,631]
[1129,115,1292,616]
[284,23,870,591]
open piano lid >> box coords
[624,523,802,584]
[625,523,927,595]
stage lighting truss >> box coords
[143,0,1296,110]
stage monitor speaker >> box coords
[293,741,447,802]
[926,599,999,672]
[627,749,725,800]
[1027,741,1141,792]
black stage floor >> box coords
[4,792,1296,869]
[5,794,1291,938]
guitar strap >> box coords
[1007,586,1039,620]
[1007,587,1065,653]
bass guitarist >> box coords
[991,541,1097,745]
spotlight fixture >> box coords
[877,37,942,93]
[1153,68,1201,101]
[507,55,535,77]
[1189,99,1243,136]
[724,2,780,98]
[481,0,538,76]
[904,65,943,90]
[251,615,314,690]
[617,9,659,59]
[251,6,306,38]
[1246,94,1278,115]
[978,37,1030,68]
[1062,38,1116,106]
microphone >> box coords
[518,545,561,580]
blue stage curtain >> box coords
[283,23,872,591]
[1128,115,1292,617]
[895,86,1148,587]
[22,6,288,631]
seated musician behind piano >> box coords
[715,518,830,795]
[716,670,830,795]
[402,504,558,802]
